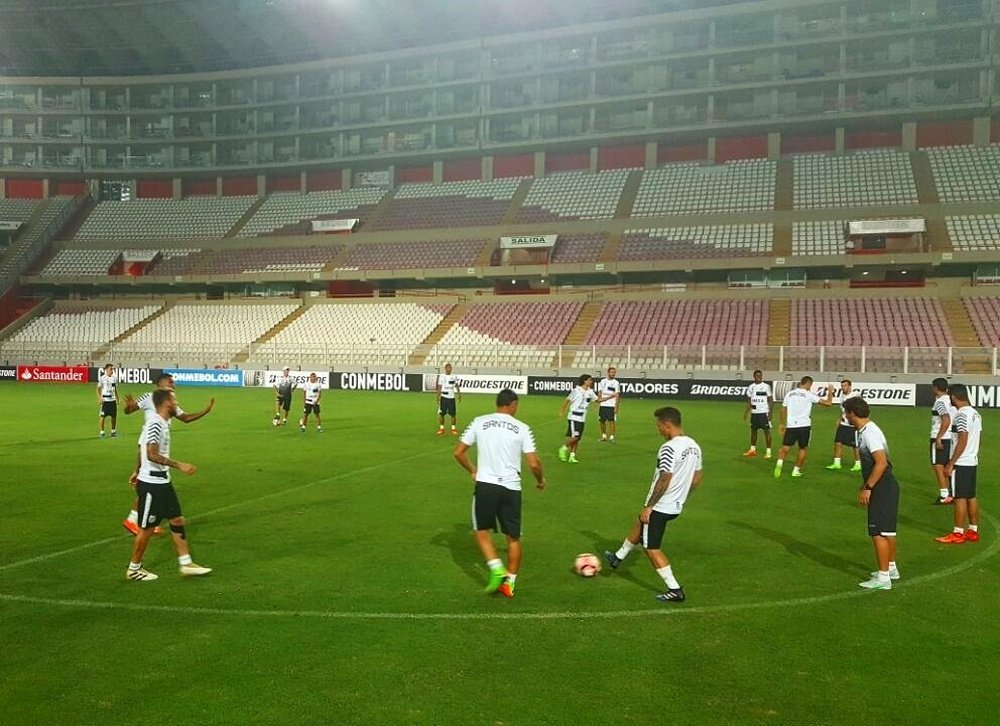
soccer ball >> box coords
[574,553,601,578]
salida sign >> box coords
[17,365,89,383]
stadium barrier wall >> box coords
[0,364,17,382]
[245,370,331,389]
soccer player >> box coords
[121,373,214,535]
[604,406,703,603]
[558,374,613,463]
[300,372,323,432]
[453,388,545,598]
[96,363,118,438]
[597,366,621,443]
[125,388,211,582]
[436,363,462,436]
[273,367,296,426]
[742,369,772,458]
[928,377,955,505]
[773,376,834,478]
[935,383,982,544]
[843,396,900,591]
[826,379,862,471]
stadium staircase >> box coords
[774,159,794,212]
[941,299,989,373]
[771,222,793,257]
[911,152,951,250]
[320,245,352,272]
[555,301,602,367]
[356,188,397,231]
[767,299,791,349]
[613,170,643,218]
[409,303,467,365]
[474,240,496,267]
[232,303,307,363]
[598,232,623,262]
[92,300,175,360]
[500,179,534,225]
[226,195,269,237]
[55,195,96,240]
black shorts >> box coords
[472,482,522,538]
[641,511,679,550]
[304,403,321,415]
[929,439,952,466]
[136,480,182,528]
[835,424,857,447]
[100,401,117,417]
[277,394,292,412]
[952,465,977,499]
[439,398,457,417]
[566,420,585,439]
[782,426,811,448]
[867,477,899,537]
[749,412,770,431]
[599,407,616,423]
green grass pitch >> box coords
[0,383,997,724]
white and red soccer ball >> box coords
[574,553,601,578]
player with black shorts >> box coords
[436,363,462,436]
[742,370,772,458]
[928,377,955,505]
[935,383,982,544]
[96,363,118,438]
[299,372,323,432]
[597,367,621,443]
[774,376,834,478]
[273,367,296,427]
[826,380,862,472]
[843,396,900,591]
[453,389,545,599]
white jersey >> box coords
[930,394,954,440]
[646,435,702,515]
[745,382,772,415]
[98,373,117,401]
[597,377,620,408]
[783,388,821,428]
[303,382,322,405]
[438,374,459,400]
[838,390,861,426]
[136,391,185,443]
[565,386,598,423]
[459,412,537,491]
[952,404,982,466]
[138,413,171,483]
[275,375,296,397]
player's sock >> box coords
[178,554,193,566]
[505,573,517,585]
[127,509,138,523]
[128,561,142,571]
[832,457,841,466]
[765,448,771,456]
[967,524,978,532]
[615,540,635,561]
[792,466,801,475]
[877,570,891,584]
[774,460,784,469]
[953,527,964,534]
[609,436,615,442]
[657,565,680,590]
[486,558,503,572]
[939,488,950,499]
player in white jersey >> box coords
[96,363,119,438]
[120,372,215,535]
[742,369,773,458]
[826,379,862,472]
[454,389,545,598]
[936,383,982,544]
[843,396,901,591]
[299,372,323,432]
[604,406,703,603]
[273,367,297,426]
[436,363,462,436]
[928,377,956,505]
[558,374,614,463]
[125,388,211,581]
[597,366,621,443]
[773,376,834,478]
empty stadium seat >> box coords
[374,178,522,231]
[518,170,629,221]
[620,225,773,259]
[237,188,385,237]
[946,215,1000,251]
[792,221,846,256]
[0,304,161,361]
[632,160,776,216]
[793,150,917,208]
[927,145,1000,203]
[75,197,257,241]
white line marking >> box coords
[2,515,996,621]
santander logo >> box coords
[16,366,89,383]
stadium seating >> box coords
[0,304,161,360]
[518,170,629,222]
[632,160,776,216]
[0,196,75,279]
[430,301,583,367]
[40,248,121,276]
[339,239,486,270]
[373,178,523,230]
[113,302,299,362]
[200,245,344,274]
[237,188,386,237]
[927,145,1000,203]
[793,150,917,208]
[147,249,206,276]
[945,215,1000,251]
[620,225,773,259]
[548,233,607,264]
[255,302,453,367]
[963,297,1000,347]
[0,198,42,221]
[75,197,257,241]
[791,221,846,256]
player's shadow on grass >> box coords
[578,529,661,593]
[430,523,484,583]
[728,521,865,575]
